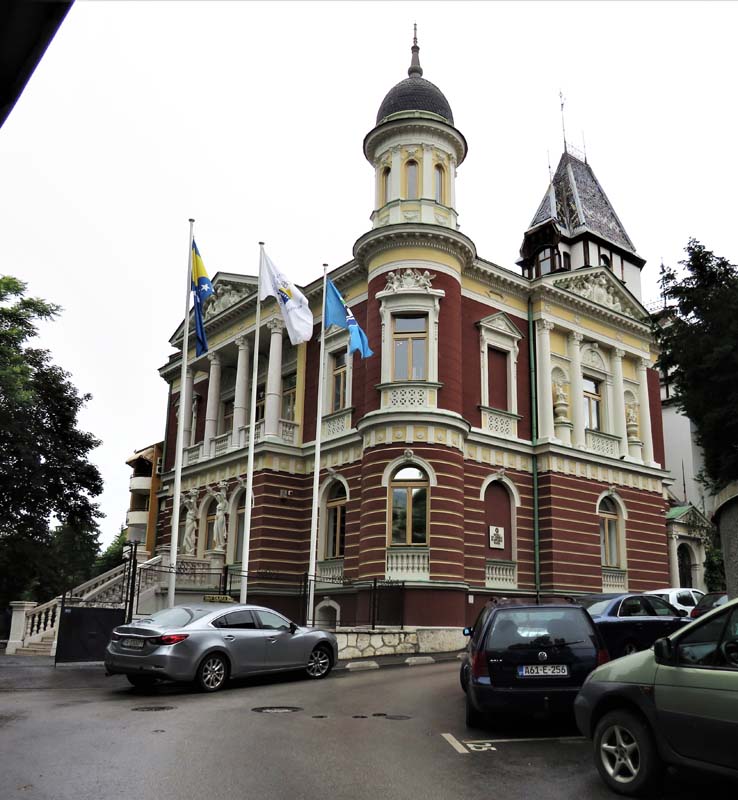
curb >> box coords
[336,650,463,674]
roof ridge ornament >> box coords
[408,23,423,78]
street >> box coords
[0,661,734,800]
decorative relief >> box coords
[389,386,427,407]
[204,283,249,319]
[553,272,641,318]
[384,268,436,292]
[582,346,606,371]
[485,411,513,437]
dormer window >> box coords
[434,164,444,203]
[406,160,418,199]
[600,253,611,269]
[536,247,554,277]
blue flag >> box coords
[191,239,214,356]
[324,278,373,358]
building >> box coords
[153,38,669,627]
[125,442,163,555]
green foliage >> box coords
[656,240,738,490]
[0,277,103,607]
[94,527,129,576]
[703,542,726,593]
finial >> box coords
[408,24,423,78]
[582,131,588,164]
[560,90,567,154]
[547,150,553,182]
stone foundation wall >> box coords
[335,627,466,660]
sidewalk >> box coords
[0,650,464,692]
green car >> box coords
[574,596,738,796]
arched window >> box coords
[389,466,428,545]
[324,483,347,559]
[406,160,418,199]
[599,496,620,567]
[434,164,444,203]
[381,167,391,205]
[600,253,611,269]
[234,492,247,562]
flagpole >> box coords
[167,218,195,608]
[306,264,328,626]
[239,243,264,603]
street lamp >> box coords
[124,527,144,622]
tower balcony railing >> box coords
[386,547,430,581]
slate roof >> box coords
[529,152,637,253]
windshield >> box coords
[137,607,212,628]
[577,598,612,616]
[486,609,594,650]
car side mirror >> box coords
[653,637,675,665]
[463,627,472,637]
[677,609,688,618]
[289,622,298,634]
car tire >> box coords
[196,653,229,692]
[306,645,333,679]
[460,663,469,693]
[126,674,157,689]
[593,709,662,796]
[620,641,639,658]
[465,693,485,729]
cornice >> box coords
[363,118,467,165]
[353,224,477,270]
[463,259,530,300]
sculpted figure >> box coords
[384,271,400,292]
[181,490,198,556]
[210,481,228,551]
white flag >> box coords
[259,249,314,345]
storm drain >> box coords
[372,713,387,717]
[131,706,175,712]
[252,706,303,714]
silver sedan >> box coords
[104,603,338,692]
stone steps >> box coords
[13,643,53,656]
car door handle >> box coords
[268,637,277,644]
[223,635,235,641]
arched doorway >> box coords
[677,543,693,588]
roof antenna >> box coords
[582,131,588,164]
[409,23,423,77]
[559,90,567,154]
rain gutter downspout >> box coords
[528,297,541,604]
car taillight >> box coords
[597,648,610,666]
[471,648,487,679]
[690,608,699,619]
[158,634,189,645]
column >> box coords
[265,318,284,438]
[637,358,655,465]
[190,395,199,446]
[568,332,585,448]
[232,336,250,444]
[390,146,402,201]
[422,144,433,199]
[668,534,680,586]
[611,349,629,458]
[181,368,194,450]
[535,320,555,441]
[449,156,457,210]
[203,351,221,454]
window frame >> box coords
[392,314,428,382]
[331,351,348,413]
[434,163,445,204]
[599,496,621,568]
[388,465,430,547]
[324,483,347,560]
[381,166,391,205]
[583,375,602,431]
[405,159,419,199]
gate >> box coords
[54,602,126,663]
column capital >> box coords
[569,331,584,344]
[267,317,284,333]
[207,351,221,365]
[536,319,555,333]
[639,357,651,371]
[235,334,249,350]
[613,348,626,360]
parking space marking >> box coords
[464,735,585,745]
[441,733,470,754]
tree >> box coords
[94,527,129,576]
[656,240,738,597]
[0,276,103,608]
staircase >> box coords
[6,555,162,656]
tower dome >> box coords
[376,33,454,125]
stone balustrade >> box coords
[602,567,628,592]
[485,559,518,589]
[386,547,430,581]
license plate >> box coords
[121,638,144,649]
[517,664,569,677]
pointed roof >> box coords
[529,151,637,254]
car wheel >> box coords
[465,693,485,729]
[306,645,332,679]
[126,674,157,689]
[196,653,229,692]
[594,709,662,796]
[460,663,469,693]
[621,641,639,657]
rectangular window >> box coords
[391,488,408,545]
[221,399,234,435]
[331,351,347,412]
[325,504,346,559]
[600,518,619,567]
[488,347,508,410]
[255,385,265,422]
[583,377,601,430]
[282,373,297,420]
[393,315,427,381]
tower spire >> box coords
[408,23,423,78]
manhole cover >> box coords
[385,715,411,721]
[131,706,175,712]
[252,706,302,714]
[372,713,387,717]
[352,715,368,719]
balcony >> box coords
[322,408,352,440]
[481,407,520,439]
[586,429,621,458]
[129,475,152,494]
[602,567,628,592]
[317,558,344,586]
[212,431,231,457]
[386,547,429,581]
[486,559,518,590]
[126,510,149,528]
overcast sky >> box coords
[3,1,736,547]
